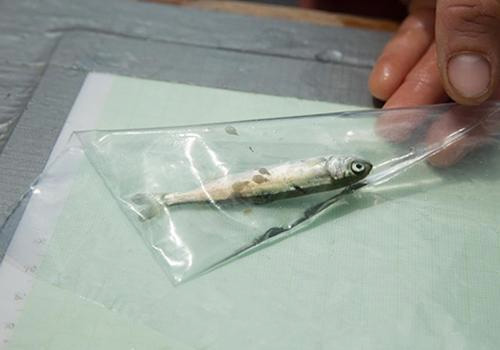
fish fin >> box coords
[292,184,307,194]
[128,193,164,221]
[247,193,274,205]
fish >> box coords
[130,155,372,220]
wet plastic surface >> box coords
[70,103,500,283]
[2,103,500,349]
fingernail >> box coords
[448,53,491,99]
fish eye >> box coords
[351,161,365,174]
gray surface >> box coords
[0,0,390,149]
[0,0,391,260]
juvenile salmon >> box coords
[131,155,372,220]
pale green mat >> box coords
[5,75,500,349]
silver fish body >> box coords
[131,155,372,220]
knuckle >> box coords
[440,0,500,37]
[399,10,435,32]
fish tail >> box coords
[129,193,166,221]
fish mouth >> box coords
[365,161,373,174]
[362,161,374,179]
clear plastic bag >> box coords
[3,103,500,349]
[74,102,500,284]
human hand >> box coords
[370,0,500,108]
[369,0,500,165]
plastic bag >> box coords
[2,103,500,349]
[74,102,500,284]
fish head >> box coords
[325,156,373,183]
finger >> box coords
[407,0,437,13]
[384,44,448,108]
[426,103,499,167]
[376,44,448,143]
[374,107,431,143]
[436,0,500,105]
[369,8,435,101]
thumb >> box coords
[436,0,500,105]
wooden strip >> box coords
[144,0,399,32]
